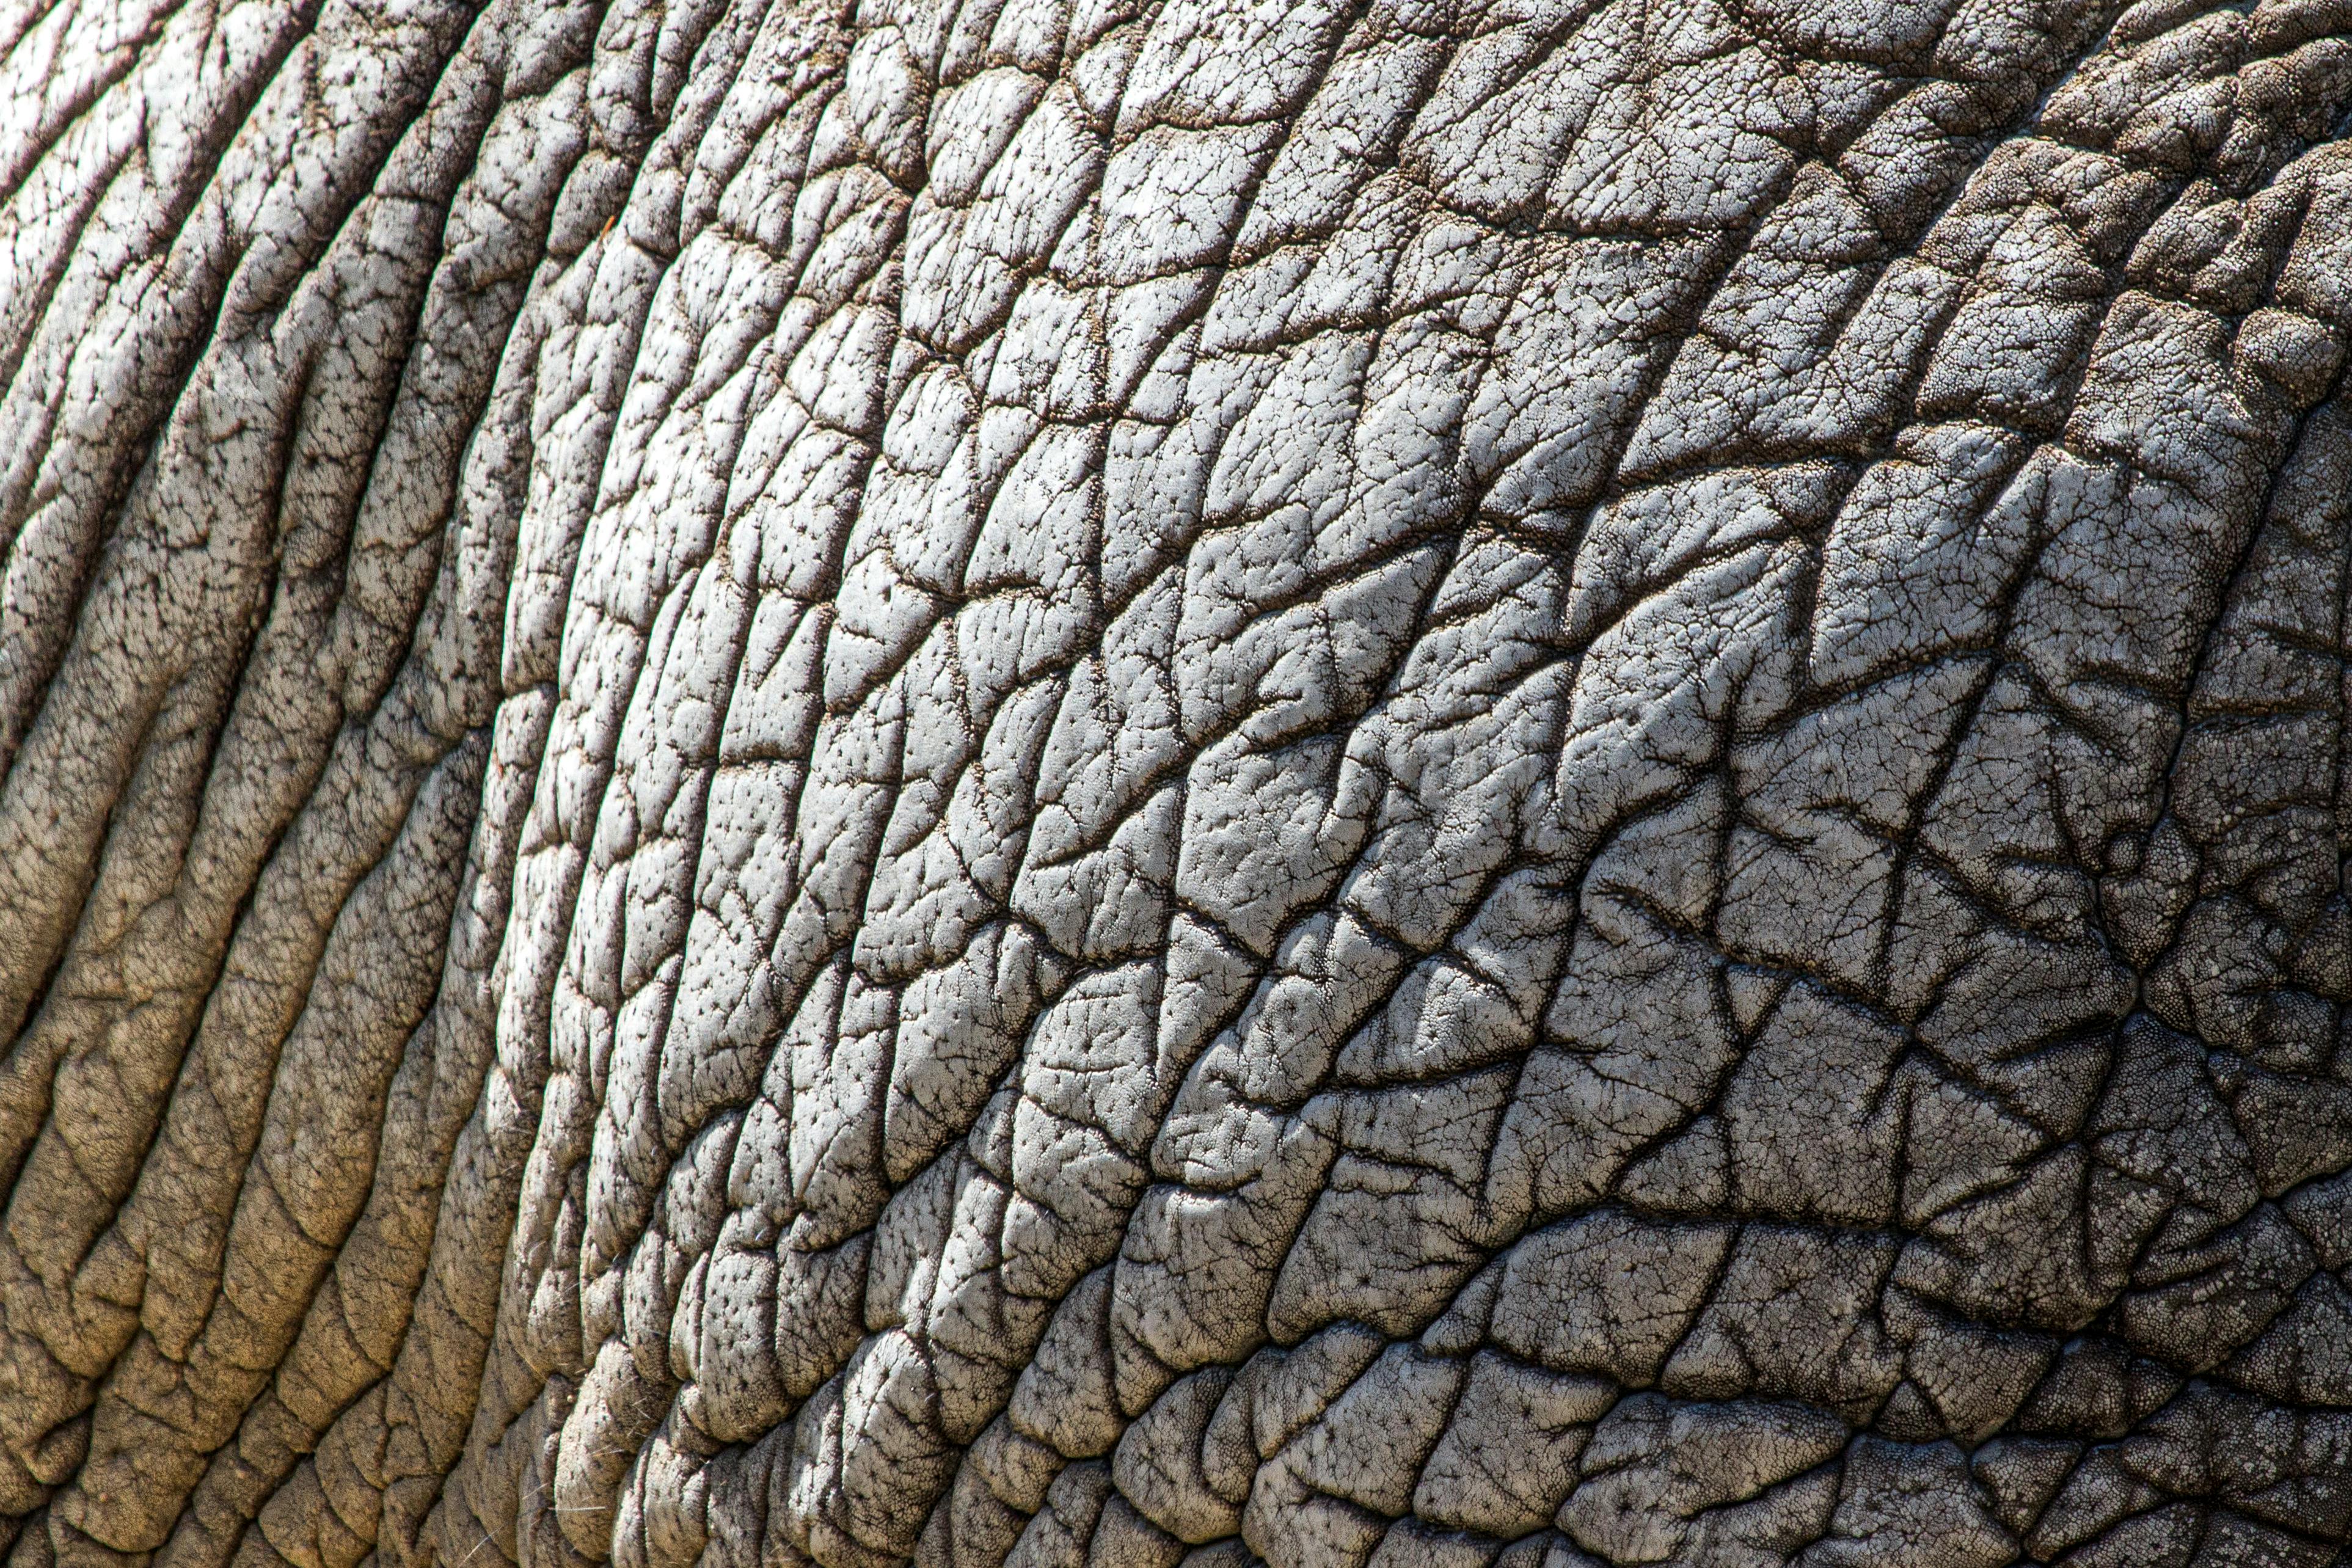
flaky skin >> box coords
[0,0,2348,1564]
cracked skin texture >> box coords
[2,0,2352,1565]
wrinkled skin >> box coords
[0,0,2350,1564]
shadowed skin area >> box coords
[0,0,2348,1564]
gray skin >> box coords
[0,0,2347,1565]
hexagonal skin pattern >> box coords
[1,0,2351,1566]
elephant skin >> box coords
[1,0,2350,1566]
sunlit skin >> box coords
[0,1,2346,1565]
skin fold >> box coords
[0,0,2349,1564]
